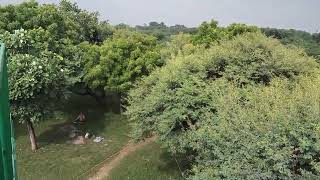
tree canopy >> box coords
[0,0,113,150]
[84,29,163,94]
[0,0,112,43]
[193,20,260,47]
[126,32,320,179]
[135,21,197,41]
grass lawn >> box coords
[15,94,130,180]
[108,142,185,180]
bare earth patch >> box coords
[89,136,157,180]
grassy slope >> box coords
[15,95,130,180]
[108,142,184,180]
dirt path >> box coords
[88,136,157,180]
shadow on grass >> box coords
[13,121,27,139]
[37,113,119,146]
[158,151,191,179]
[37,94,121,147]
[37,122,70,145]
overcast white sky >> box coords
[1,0,319,32]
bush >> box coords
[190,77,320,179]
[126,33,320,179]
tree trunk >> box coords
[26,119,37,151]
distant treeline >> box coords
[262,28,320,59]
[113,21,197,41]
[119,21,320,59]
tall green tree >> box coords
[84,29,163,96]
[0,29,66,151]
[0,1,113,150]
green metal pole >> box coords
[0,43,17,180]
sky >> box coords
[0,0,319,33]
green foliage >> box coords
[0,0,112,43]
[0,1,114,125]
[193,20,260,47]
[190,77,320,179]
[193,20,221,46]
[0,28,55,55]
[84,29,163,93]
[136,21,197,41]
[159,33,197,63]
[225,23,260,37]
[313,33,320,43]
[127,32,317,140]
[262,28,320,60]
[0,0,113,87]
[126,33,319,179]
[0,29,66,124]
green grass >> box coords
[15,95,130,180]
[108,142,185,180]
[15,94,187,180]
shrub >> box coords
[190,77,320,179]
[126,33,320,179]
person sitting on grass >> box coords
[73,112,86,124]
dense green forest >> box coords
[1,1,320,179]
